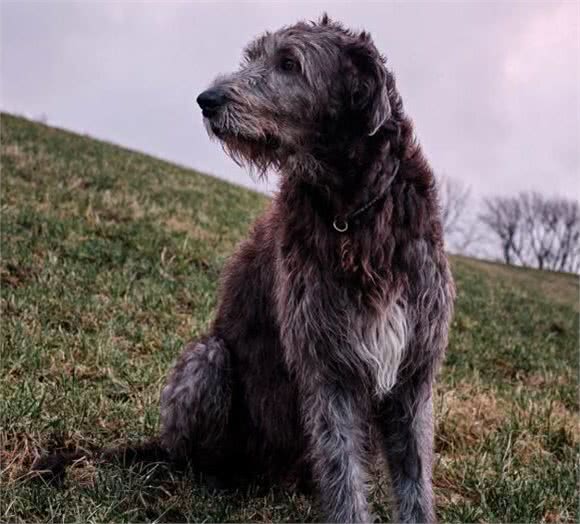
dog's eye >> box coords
[280,58,299,73]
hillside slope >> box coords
[1,113,577,523]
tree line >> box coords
[439,177,580,273]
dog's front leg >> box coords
[377,381,436,524]
[302,381,371,523]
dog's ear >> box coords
[345,32,391,136]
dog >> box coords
[161,15,454,523]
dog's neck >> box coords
[279,131,401,228]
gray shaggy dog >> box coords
[163,15,454,523]
[34,15,455,524]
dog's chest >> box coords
[280,272,408,395]
[349,300,408,395]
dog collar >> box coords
[332,158,400,233]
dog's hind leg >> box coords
[159,336,232,468]
[31,337,231,485]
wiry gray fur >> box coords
[159,15,455,523]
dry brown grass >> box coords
[437,381,508,450]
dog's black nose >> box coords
[197,89,226,116]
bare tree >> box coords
[554,199,580,272]
[439,176,469,236]
[521,194,580,272]
[439,176,480,254]
[479,196,525,265]
[480,192,580,272]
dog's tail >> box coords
[30,439,169,486]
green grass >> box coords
[1,113,578,523]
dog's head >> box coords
[197,15,395,178]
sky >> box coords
[1,0,579,200]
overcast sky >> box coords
[1,1,579,200]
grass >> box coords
[1,112,578,523]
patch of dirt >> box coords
[0,263,37,288]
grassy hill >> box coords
[1,113,577,523]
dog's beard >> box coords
[222,133,282,180]
[204,117,282,180]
